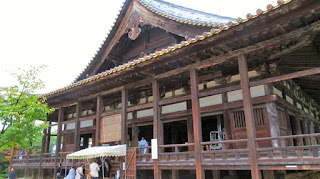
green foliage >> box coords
[0,66,54,150]
[0,152,10,178]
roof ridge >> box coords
[138,0,236,28]
[43,0,291,97]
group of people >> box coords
[57,158,112,179]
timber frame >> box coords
[12,0,320,179]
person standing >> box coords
[75,163,84,179]
[90,159,100,179]
[104,158,112,178]
[66,166,76,179]
[9,168,17,179]
[57,163,62,179]
[140,137,148,154]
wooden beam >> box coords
[74,102,80,151]
[121,88,128,144]
[39,129,46,179]
[238,54,261,179]
[95,96,102,146]
[190,68,204,179]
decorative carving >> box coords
[127,13,143,40]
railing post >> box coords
[238,54,261,179]
[54,107,64,179]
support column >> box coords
[54,107,63,179]
[238,54,261,179]
[39,128,46,179]
[309,121,316,145]
[46,122,51,153]
[172,170,179,179]
[302,118,310,145]
[263,171,275,179]
[187,100,194,151]
[24,149,30,178]
[222,92,232,148]
[294,115,303,146]
[95,96,102,146]
[121,88,128,144]
[74,102,80,151]
[132,112,138,147]
[153,79,163,179]
[212,170,220,179]
[190,68,204,179]
[264,84,280,147]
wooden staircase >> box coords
[124,148,137,179]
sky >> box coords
[0,0,278,94]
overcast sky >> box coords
[0,0,277,94]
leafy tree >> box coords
[0,66,54,171]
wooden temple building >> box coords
[12,0,320,178]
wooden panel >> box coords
[100,114,122,143]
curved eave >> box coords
[43,0,291,98]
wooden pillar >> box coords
[132,112,139,147]
[121,88,128,144]
[39,128,46,179]
[294,115,304,146]
[74,102,81,151]
[264,84,280,147]
[24,149,30,178]
[309,121,316,145]
[222,92,232,148]
[95,96,102,146]
[172,170,179,179]
[212,170,220,179]
[54,107,63,178]
[190,68,204,179]
[153,79,163,179]
[187,100,194,151]
[238,54,261,179]
[302,118,311,145]
[263,170,275,179]
[46,122,51,153]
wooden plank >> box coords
[238,54,261,179]
[95,96,102,146]
[121,88,128,144]
[190,68,204,179]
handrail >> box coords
[255,133,320,141]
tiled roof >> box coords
[44,0,291,97]
[138,0,236,28]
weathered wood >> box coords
[54,107,63,179]
[95,96,102,146]
[190,68,204,179]
[46,122,51,153]
[74,102,80,151]
[238,54,261,179]
[187,100,194,151]
[121,88,128,144]
[152,79,161,179]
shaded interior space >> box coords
[163,120,188,145]
[202,114,225,142]
[161,170,196,179]
[80,133,92,150]
[138,125,153,146]
[136,169,154,179]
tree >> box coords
[0,66,54,171]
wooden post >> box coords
[294,115,304,146]
[302,118,311,145]
[46,122,51,153]
[54,107,63,178]
[24,149,30,178]
[222,92,231,148]
[264,84,280,147]
[190,68,204,179]
[95,96,102,146]
[263,170,275,179]
[212,170,220,179]
[187,100,194,151]
[238,54,261,179]
[132,112,138,147]
[172,170,179,179]
[153,79,162,179]
[121,88,128,144]
[39,128,46,179]
[74,102,80,151]
[309,121,316,145]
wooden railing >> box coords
[256,133,320,163]
[159,143,195,162]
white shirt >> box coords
[75,167,83,179]
[90,162,100,177]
